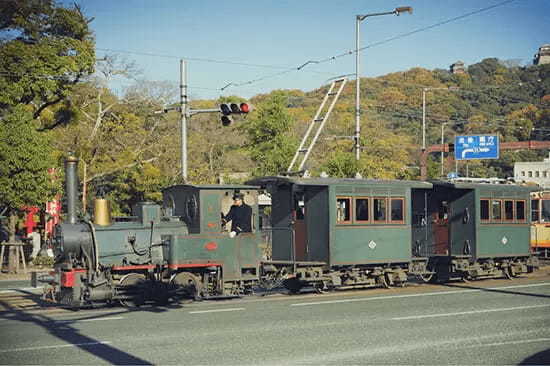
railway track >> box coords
[0,288,68,315]
[1,265,548,317]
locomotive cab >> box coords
[162,184,262,296]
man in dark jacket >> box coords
[222,193,252,235]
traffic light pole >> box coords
[178,60,220,182]
[170,59,248,182]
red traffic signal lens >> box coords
[239,103,250,113]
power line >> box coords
[96,47,288,69]
[96,47,335,78]
[354,0,518,55]
[0,70,220,92]
[222,0,518,91]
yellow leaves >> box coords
[402,67,440,87]
[379,87,407,107]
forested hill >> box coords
[247,58,550,181]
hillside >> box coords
[248,58,550,180]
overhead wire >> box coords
[2,0,522,96]
[221,0,519,91]
[0,70,221,92]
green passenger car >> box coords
[418,181,539,281]
[249,177,433,290]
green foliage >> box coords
[322,151,359,178]
[0,106,59,212]
[101,163,171,216]
[243,92,297,176]
[0,0,95,121]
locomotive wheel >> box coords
[118,273,147,308]
[172,272,203,300]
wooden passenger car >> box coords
[421,181,538,281]
[249,177,432,290]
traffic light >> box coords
[220,103,250,126]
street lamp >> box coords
[355,6,412,161]
[421,86,459,151]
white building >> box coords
[514,153,550,188]
[534,44,550,65]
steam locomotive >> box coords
[42,156,538,308]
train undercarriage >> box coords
[40,254,538,309]
[420,255,539,283]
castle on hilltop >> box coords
[534,44,550,65]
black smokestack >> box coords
[65,154,79,224]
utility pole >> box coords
[180,59,188,182]
[156,60,249,183]
[440,122,447,177]
[420,86,459,180]
[355,17,361,161]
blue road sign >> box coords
[455,135,499,160]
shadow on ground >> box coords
[442,281,550,300]
[519,348,550,365]
[0,289,187,365]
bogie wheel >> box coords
[171,272,203,301]
[504,266,516,280]
[379,274,391,289]
[118,273,147,308]
[418,272,434,283]
[313,281,328,294]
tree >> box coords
[0,0,95,123]
[0,106,58,272]
[243,92,297,176]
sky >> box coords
[76,0,550,100]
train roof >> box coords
[430,180,539,192]
[163,184,260,191]
[247,176,433,189]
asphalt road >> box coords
[1,278,549,365]
[0,280,32,291]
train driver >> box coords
[222,193,252,237]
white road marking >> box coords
[290,282,550,307]
[474,337,550,348]
[189,307,245,314]
[392,304,550,320]
[0,341,111,353]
